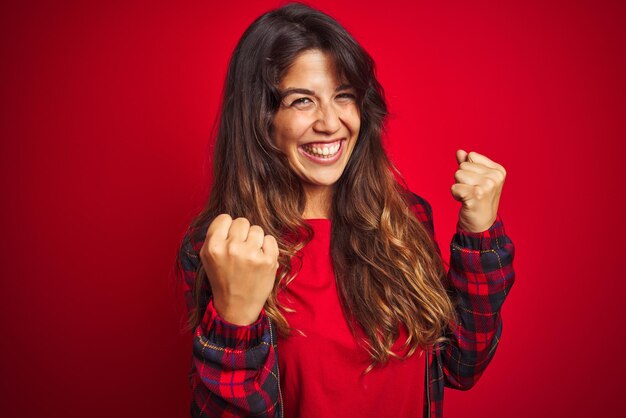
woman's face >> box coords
[272,49,361,192]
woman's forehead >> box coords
[279,50,349,89]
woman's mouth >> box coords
[298,139,344,164]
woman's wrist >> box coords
[212,295,264,326]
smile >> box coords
[298,139,345,164]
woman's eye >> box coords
[290,97,313,107]
[336,93,356,101]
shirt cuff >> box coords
[201,298,268,350]
[453,213,508,251]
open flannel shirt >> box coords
[177,192,516,418]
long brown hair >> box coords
[176,2,458,372]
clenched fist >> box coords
[200,214,280,326]
[451,149,507,233]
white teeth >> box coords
[302,142,341,158]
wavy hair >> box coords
[176,2,458,372]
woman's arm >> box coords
[177,232,282,417]
[411,193,516,390]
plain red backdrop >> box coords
[1,0,625,417]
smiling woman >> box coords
[174,3,515,418]
[272,49,361,219]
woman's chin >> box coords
[300,175,342,189]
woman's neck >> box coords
[302,183,333,219]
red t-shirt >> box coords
[277,218,425,417]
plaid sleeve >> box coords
[177,231,282,417]
[442,212,515,390]
[408,192,516,390]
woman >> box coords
[176,3,515,418]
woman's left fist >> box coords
[451,149,507,233]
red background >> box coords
[2,0,625,417]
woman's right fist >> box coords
[200,214,279,325]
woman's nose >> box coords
[312,103,341,134]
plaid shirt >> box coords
[177,193,516,417]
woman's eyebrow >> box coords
[335,83,353,92]
[279,84,355,98]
